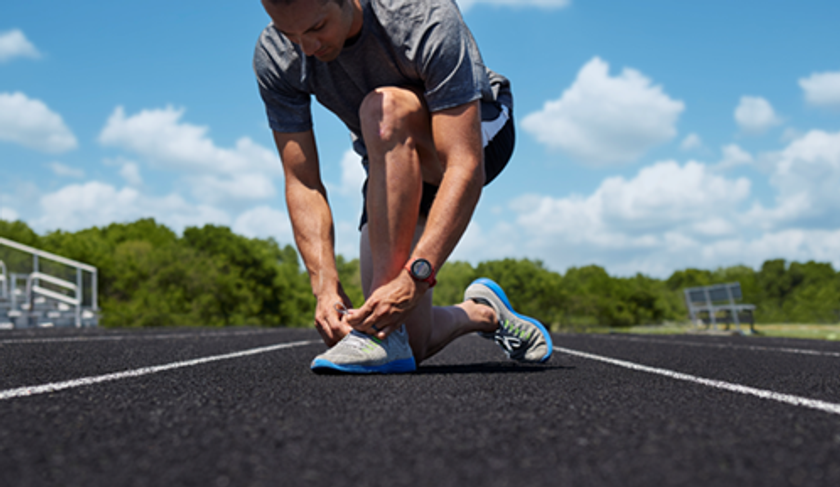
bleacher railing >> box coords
[683,282,756,334]
[0,237,98,328]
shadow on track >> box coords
[311,362,572,375]
[415,362,574,375]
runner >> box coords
[254,0,552,373]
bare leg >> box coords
[359,87,497,363]
[360,223,497,363]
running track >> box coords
[2,327,840,486]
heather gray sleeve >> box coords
[253,28,313,133]
[412,1,487,112]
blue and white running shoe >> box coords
[464,278,553,363]
[311,324,416,374]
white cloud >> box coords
[700,229,840,274]
[748,129,840,229]
[680,133,702,151]
[734,96,782,134]
[98,105,280,203]
[48,162,85,178]
[0,92,77,153]
[0,29,40,62]
[456,0,570,12]
[189,173,277,204]
[98,106,278,173]
[450,220,518,263]
[0,207,19,221]
[799,71,840,108]
[337,150,366,198]
[715,144,753,170]
[507,160,752,274]
[34,181,229,233]
[493,131,840,276]
[521,57,684,166]
[119,161,143,186]
[232,206,293,244]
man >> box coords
[254,0,552,373]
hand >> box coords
[314,289,354,347]
[345,271,426,339]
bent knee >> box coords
[359,87,429,143]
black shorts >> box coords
[359,100,515,229]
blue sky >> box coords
[2,0,839,277]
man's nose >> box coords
[300,36,321,56]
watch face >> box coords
[411,259,432,280]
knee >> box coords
[359,87,427,145]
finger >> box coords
[314,320,334,346]
[375,322,402,340]
[344,302,371,327]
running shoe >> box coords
[310,324,416,374]
[464,278,553,363]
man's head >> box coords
[262,0,360,62]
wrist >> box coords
[312,274,342,299]
[404,257,437,288]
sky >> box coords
[1,0,839,278]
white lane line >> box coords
[0,340,318,401]
[593,334,840,358]
[558,346,840,416]
[0,329,290,345]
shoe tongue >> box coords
[345,330,374,349]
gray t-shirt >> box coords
[253,0,511,157]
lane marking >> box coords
[0,340,318,401]
[0,329,291,345]
[592,334,840,358]
[558,346,840,416]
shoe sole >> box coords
[310,357,417,374]
[470,277,554,363]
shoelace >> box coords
[496,320,533,351]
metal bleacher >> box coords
[0,237,99,330]
[683,282,756,334]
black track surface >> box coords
[2,327,840,486]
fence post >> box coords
[76,267,83,327]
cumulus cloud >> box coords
[715,144,753,170]
[699,229,840,275]
[680,133,703,151]
[98,106,280,203]
[748,129,840,229]
[189,173,277,204]
[498,131,840,276]
[799,71,840,108]
[232,206,294,243]
[456,0,570,11]
[34,181,229,232]
[48,162,85,179]
[337,150,366,198]
[734,96,782,134]
[521,57,684,166]
[0,207,19,221]
[119,162,143,186]
[0,29,40,62]
[0,92,77,153]
[509,160,751,273]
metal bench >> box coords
[0,238,99,329]
[683,282,756,334]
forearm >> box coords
[273,129,342,298]
[411,100,484,272]
[412,162,482,271]
[286,180,341,297]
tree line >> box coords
[1,218,838,329]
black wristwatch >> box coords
[405,258,437,288]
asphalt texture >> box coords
[2,327,840,487]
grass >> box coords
[598,322,840,341]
